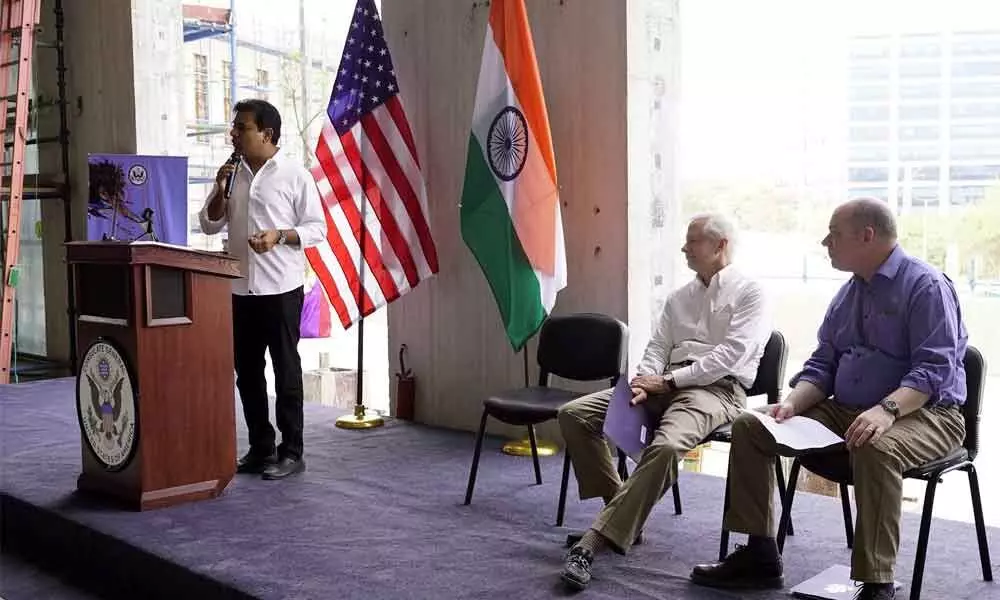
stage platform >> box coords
[1,378,997,599]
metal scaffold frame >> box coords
[0,0,73,383]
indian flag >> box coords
[460,0,567,351]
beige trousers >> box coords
[557,379,745,552]
[722,399,965,582]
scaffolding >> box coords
[0,0,72,383]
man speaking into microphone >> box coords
[199,99,326,480]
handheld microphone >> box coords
[223,152,240,199]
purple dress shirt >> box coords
[791,245,968,408]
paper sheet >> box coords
[742,409,844,451]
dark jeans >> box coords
[232,286,304,460]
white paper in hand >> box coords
[743,409,844,452]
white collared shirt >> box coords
[635,265,770,389]
[199,150,327,296]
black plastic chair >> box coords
[463,313,628,525]
[775,346,992,600]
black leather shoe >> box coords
[560,546,594,591]
[690,544,783,590]
[565,530,643,549]
[262,457,305,480]
[854,583,895,600]
[236,451,277,474]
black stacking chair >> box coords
[775,346,992,600]
[463,313,628,525]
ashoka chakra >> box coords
[486,106,529,182]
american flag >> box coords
[306,0,438,328]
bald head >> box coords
[840,197,897,242]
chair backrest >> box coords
[744,330,788,404]
[536,313,628,385]
[963,345,986,460]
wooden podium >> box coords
[66,241,241,510]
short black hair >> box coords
[234,98,281,145]
[848,196,898,240]
[88,159,126,207]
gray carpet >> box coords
[1,378,998,599]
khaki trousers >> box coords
[723,399,965,583]
[557,379,745,552]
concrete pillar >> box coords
[36,0,185,363]
[382,0,681,435]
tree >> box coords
[680,179,830,234]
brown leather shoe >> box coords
[690,544,784,590]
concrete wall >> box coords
[37,0,184,363]
[382,0,632,437]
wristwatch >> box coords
[663,372,678,392]
[277,230,288,245]
[879,398,900,419]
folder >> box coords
[603,376,654,460]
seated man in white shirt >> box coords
[558,213,770,591]
[200,99,327,481]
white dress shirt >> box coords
[199,149,327,296]
[635,265,770,389]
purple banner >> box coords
[87,154,188,244]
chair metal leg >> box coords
[718,461,732,561]
[617,449,629,481]
[910,472,941,600]
[556,451,571,527]
[527,425,542,485]
[672,480,682,515]
[776,458,802,554]
[840,482,854,549]
[774,457,794,537]
[464,409,490,505]
[967,465,993,582]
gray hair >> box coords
[845,197,897,241]
[690,212,737,257]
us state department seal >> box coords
[76,340,138,471]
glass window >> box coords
[950,164,1000,180]
[900,83,941,100]
[951,102,1000,119]
[850,63,890,82]
[950,185,987,205]
[951,122,1000,139]
[909,187,940,207]
[899,144,939,161]
[952,61,1000,78]
[848,145,889,162]
[222,60,232,117]
[256,68,270,100]
[848,167,889,183]
[952,34,1000,58]
[952,81,1000,98]
[850,85,890,102]
[847,187,889,202]
[849,38,890,60]
[194,54,208,122]
[850,125,889,142]
[908,166,940,181]
[900,61,941,79]
[899,103,940,121]
[849,105,889,122]
[901,37,942,58]
[952,141,1000,160]
[899,125,939,141]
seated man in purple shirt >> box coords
[688,197,967,600]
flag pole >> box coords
[501,333,559,457]
[335,139,383,431]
